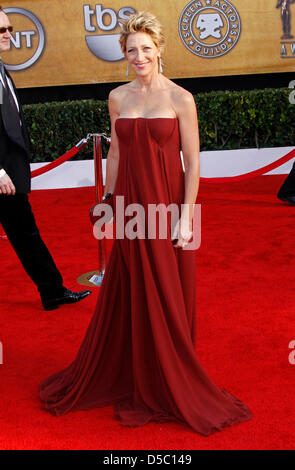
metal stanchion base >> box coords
[77,270,105,287]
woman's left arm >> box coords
[172,89,200,247]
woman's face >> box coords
[125,32,160,77]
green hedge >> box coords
[23,88,294,163]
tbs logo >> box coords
[84,4,136,62]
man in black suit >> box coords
[0,8,91,310]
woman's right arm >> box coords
[103,89,121,196]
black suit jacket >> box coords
[0,68,31,193]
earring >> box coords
[158,57,163,73]
[126,62,129,78]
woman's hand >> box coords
[171,213,193,249]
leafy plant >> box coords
[23,88,294,162]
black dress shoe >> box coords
[277,193,295,205]
[42,288,92,311]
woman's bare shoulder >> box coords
[108,84,131,114]
[109,83,130,102]
[168,81,194,103]
[166,81,196,115]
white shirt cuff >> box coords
[0,169,7,178]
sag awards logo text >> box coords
[178,0,241,58]
[278,0,295,58]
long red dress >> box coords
[40,118,253,435]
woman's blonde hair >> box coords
[119,11,165,54]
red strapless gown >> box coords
[40,118,252,435]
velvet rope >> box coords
[30,133,295,184]
[200,148,295,183]
[31,138,88,178]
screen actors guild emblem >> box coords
[179,0,241,59]
[277,0,295,39]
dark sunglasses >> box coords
[0,26,13,34]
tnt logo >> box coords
[3,7,45,71]
[84,4,136,61]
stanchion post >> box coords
[77,132,109,288]
[93,135,106,275]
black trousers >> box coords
[278,160,295,197]
[0,194,64,298]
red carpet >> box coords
[0,175,294,450]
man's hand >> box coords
[0,173,16,195]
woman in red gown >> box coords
[40,11,253,436]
